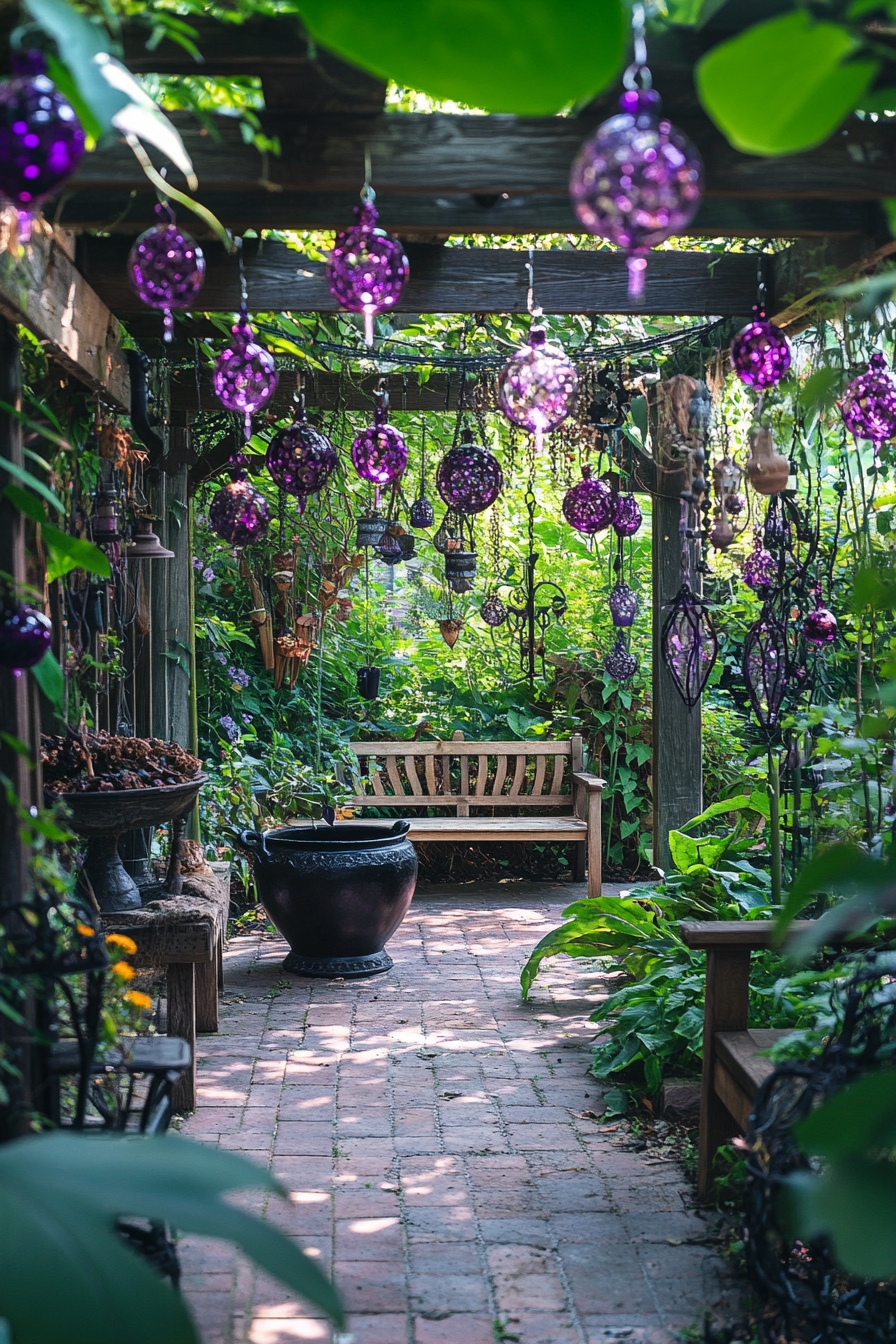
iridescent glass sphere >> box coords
[209,473,270,547]
[128,203,206,341]
[0,51,85,233]
[266,415,337,499]
[743,536,777,592]
[351,407,408,485]
[804,601,838,646]
[569,87,704,299]
[839,353,896,444]
[213,308,278,440]
[409,497,435,529]
[498,327,578,445]
[436,430,503,514]
[609,580,638,628]
[562,467,613,535]
[730,306,792,389]
[0,602,52,671]
[327,199,409,345]
[612,493,642,537]
[604,634,638,682]
[480,594,507,628]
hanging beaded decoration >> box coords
[839,353,896,454]
[480,501,507,627]
[436,427,503,514]
[604,634,638,682]
[209,451,270,547]
[562,467,614,535]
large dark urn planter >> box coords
[238,821,418,978]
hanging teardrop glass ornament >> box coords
[803,591,838,647]
[436,428,504,515]
[604,634,638,682]
[660,583,718,709]
[562,467,613,535]
[839,352,896,447]
[498,326,578,451]
[612,492,642,538]
[266,382,338,501]
[609,580,639,628]
[0,601,52,674]
[0,50,85,239]
[480,594,507,628]
[326,171,409,346]
[569,6,702,299]
[127,201,206,342]
[743,534,777,593]
[743,613,789,729]
[730,307,791,389]
[352,386,408,485]
[209,456,270,547]
[213,302,278,441]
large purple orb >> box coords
[209,476,270,547]
[612,493,642,537]
[730,309,792,389]
[327,200,409,344]
[0,602,52,671]
[839,353,896,445]
[351,416,408,486]
[804,603,838,647]
[498,328,578,443]
[0,51,85,224]
[267,418,337,498]
[128,203,205,341]
[436,431,503,514]
[562,467,613,535]
[569,88,703,299]
[213,311,278,439]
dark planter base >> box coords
[283,949,393,979]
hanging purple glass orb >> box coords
[612,493,642,538]
[743,536,777,593]
[326,198,409,346]
[0,51,85,235]
[209,474,269,547]
[480,594,507,628]
[562,467,613,535]
[498,327,578,449]
[609,581,638,628]
[436,430,503,515]
[0,602,52,673]
[409,497,435,529]
[128,202,206,342]
[351,403,408,486]
[604,635,638,682]
[660,583,717,709]
[569,87,703,299]
[803,601,838,647]
[839,353,896,445]
[213,308,278,441]
[267,416,337,499]
[376,529,403,565]
[730,307,792,389]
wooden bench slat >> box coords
[349,793,572,809]
[550,754,565,794]
[425,754,437,796]
[510,755,526,796]
[350,740,574,756]
[405,755,424,796]
[385,756,405,798]
[369,765,386,796]
[716,1029,787,1100]
[533,755,546,797]
[493,756,508,797]
[476,753,488,797]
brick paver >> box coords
[178,884,740,1344]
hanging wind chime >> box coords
[128,200,206,342]
[213,240,279,440]
[326,156,409,347]
[498,251,578,452]
[0,48,85,240]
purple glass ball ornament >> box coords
[743,536,777,593]
[0,602,52,674]
[569,86,703,299]
[351,400,408,486]
[213,306,278,441]
[562,467,613,535]
[128,202,206,342]
[409,497,435,529]
[804,600,838,647]
[612,493,642,538]
[839,353,896,445]
[0,51,85,239]
[730,306,792,390]
[436,430,504,515]
[326,196,409,347]
[604,634,638,682]
[609,580,639,628]
[266,413,337,500]
[480,594,507,628]
[498,327,578,451]
[209,469,270,548]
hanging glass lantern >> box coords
[498,327,578,450]
[730,307,791,389]
[445,549,477,593]
[480,594,507,628]
[743,535,777,593]
[660,583,717,709]
[433,514,457,555]
[0,602,52,674]
[355,513,386,550]
[410,497,435,529]
[562,467,613,535]
[127,202,206,342]
[743,614,789,729]
[352,391,408,485]
[399,533,417,561]
[0,50,85,239]
[267,410,338,500]
[213,306,279,441]
[436,429,503,515]
[209,462,270,547]
[376,528,403,565]
[609,580,638,628]
[804,594,838,646]
[612,493,642,538]
[326,192,409,346]
[604,635,638,682]
[839,353,896,445]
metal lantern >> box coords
[399,533,417,561]
[445,549,477,593]
[661,583,718,709]
[92,485,121,545]
[356,665,381,700]
[743,614,789,729]
[376,529,403,565]
[125,516,174,560]
[355,514,387,549]
[604,634,638,682]
[480,594,507,628]
[435,429,503,515]
[609,580,638,628]
[409,497,435,529]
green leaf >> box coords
[4,486,111,580]
[776,842,888,938]
[294,0,628,115]
[24,0,128,133]
[796,1070,896,1161]
[29,650,64,710]
[696,12,878,155]
[784,1158,896,1279]
[0,462,63,515]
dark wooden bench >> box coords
[347,730,605,897]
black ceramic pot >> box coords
[238,821,418,978]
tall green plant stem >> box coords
[768,749,782,905]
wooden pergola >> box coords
[0,0,891,892]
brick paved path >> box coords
[178,886,739,1344]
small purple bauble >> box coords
[376,530,403,565]
[0,602,52,672]
[209,475,269,547]
[839,353,896,444]
[213,308,278,440]
[730,307,792,389]
[327,199,409,345]
[743,538,777,592]
[436,430,503,515]
[498,327,578,446]
[604,634,638,682]
[612,493,642,538]
[0,51,85,231]
[480,594,507,628]
[351,406,408,485]
[569,87,703,299]
[267,416,337,499]
[609,581,638,628]
[409,497,435,529]
[562,467,613,535]
[804,603,838,647]
[128,202,206,342]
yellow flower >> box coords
[76,922,95,938]
[111,960,135,980]
[124,990,152,1010]
[106,933,138,955]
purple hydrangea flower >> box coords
[202,566,215,583]
[228,666,250,688]
[241,713,253,725]
[218,714,239,744]
[192,556,203,571]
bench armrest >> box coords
[572,771,606,791]
[680,919,814,951]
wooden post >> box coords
[167,963,196,1113]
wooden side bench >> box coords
[681,919,813,1199]
[346,730,605,897]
